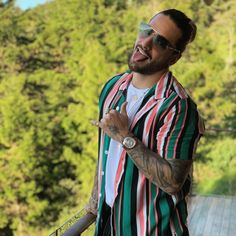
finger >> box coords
[120,101,128,115]
[90,119,100,127]
[105,107,111,114]
[108,109,116,115]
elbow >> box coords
[170,180,185,194]
[166,186,182,195]
[160,182,183,195]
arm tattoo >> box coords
[126,139,192,194]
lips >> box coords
[132,46,150,62]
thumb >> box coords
[120,101,128,115]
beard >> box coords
[127,48,169,75]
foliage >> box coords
[194,137,236,195]
[0,0,235,235]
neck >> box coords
[132,69,168,89]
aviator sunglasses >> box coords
[139,22,180,54]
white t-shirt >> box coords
[105,83,149,207]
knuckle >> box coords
[110,109,116,114]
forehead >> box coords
[149,14,182,46]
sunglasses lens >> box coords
[139,28,153,37]
[139,22,154,37]
[153,35,168,49]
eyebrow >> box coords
[148,24,160,34]
[148,24,168,40]
[149,24,176,47]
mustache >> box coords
[136,45,151,59]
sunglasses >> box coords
[138,22,180,54]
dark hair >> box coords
[153,9,197,52]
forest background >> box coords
[0,0,235,235]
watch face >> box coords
[123,137,136,149]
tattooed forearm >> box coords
[126,139,192,194]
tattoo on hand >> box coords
[108,125,119,136]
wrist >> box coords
[121,134,137,150]
[117,130,131,143]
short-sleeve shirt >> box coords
[95,71,204,236]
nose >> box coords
[140,35,153,50]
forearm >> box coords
[84,165,98,215]
[126,138,192,194]
[93,103,192,195]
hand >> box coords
[91,102,129,143]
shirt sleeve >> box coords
[156,97,204,160]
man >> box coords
[86,9,204,236]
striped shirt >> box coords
[95,71,204,236]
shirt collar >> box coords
[118,71,174,100]
[154,71,173,99]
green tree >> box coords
[0,0,235,235]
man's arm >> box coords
[126,138,192,194]
[92,101,194,195]
[84,164,98,215]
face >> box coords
[128,14,182,75]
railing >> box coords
[49,210,96,236]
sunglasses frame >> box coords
[139,22,181,54]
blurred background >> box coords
[0,0,235,235]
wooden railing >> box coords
[49,211,96,236]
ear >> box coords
[169,52,182,66]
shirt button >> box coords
[99,193,102,197]
[116,106,119,111]
[105,150,108,155]
[102,171,104,176]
